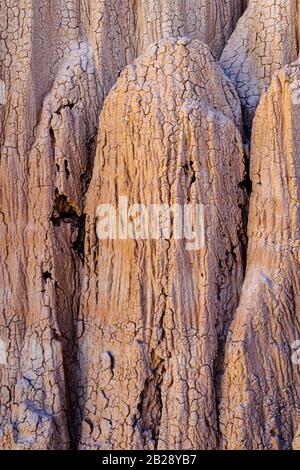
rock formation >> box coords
[0,0,299,451]
[221,0,299,132]
[219,63,300,450]
[79,38,246,450]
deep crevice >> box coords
[133,350,166,448]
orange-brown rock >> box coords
[0,0,300,452]
[0,0,247,450]
[78,37,246,450]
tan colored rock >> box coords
[219,63,300,450]
[293,426,300,450]
[221,0,299,132]
[89,0,247,72]
[0,0,100,450]
[1,0,300,452]
[0,1,246,449]
[132,0,246,58]
[78,37,246,450]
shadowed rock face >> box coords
[0,0,299,451]
[0,2,101,449]
[221,0,300,133]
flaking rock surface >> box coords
[221,0,300,132]
[0,0,246,449]
[0,0,300,451]
[219,64,300,450]
[79,38,245,450]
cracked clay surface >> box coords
[0,0,300,450]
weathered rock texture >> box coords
[79,38,246,450]
[221,0,300,132]
[219,63,300,450]
[0,0,299,451]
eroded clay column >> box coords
[219,63,300,450]
[221,0,299,132]
[79,38,246,450]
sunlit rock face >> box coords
[78,38,245,450]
